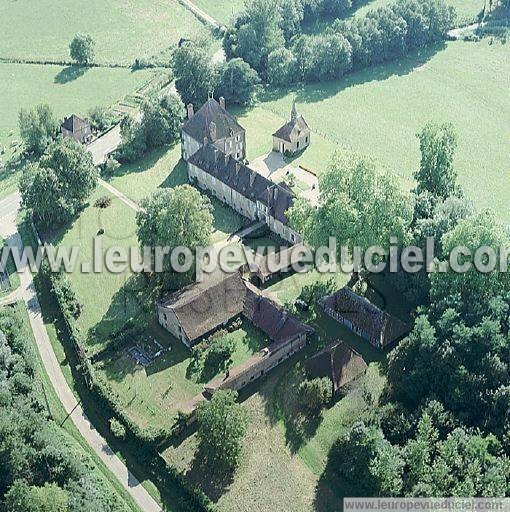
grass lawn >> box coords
[0,63,155,200]
[47,187,146,355]
[192,0,244,25]
[163,358,385,512]
[98,319,267,429]
[257,40,510,221]
[0,0,208,65]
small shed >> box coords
[272,101,311,155]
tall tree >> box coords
[18,104,58,156]
[215,58,260,106]
[20,138,98,227]
[136,186,213,284]
[172,43,217,106]
[69,33,95,64]
[195,390,249,471]
[414,122,458,199]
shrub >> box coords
[299,377,333,411]
[109,417,126,439]
[94,195,112,209]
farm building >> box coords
[156,272,247,348]
[205,283,314,393]
[320,287,410,349]
[188,144,301,244]
[305,341,367,395]
[249,243,309,284]
[181,96,246,162]
[272,101,311,155]
[61,114,92,144]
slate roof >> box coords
[306,341,367,393]
[244,283,314,343]
[157,272,246,343]
[322,287,410,348]
[182,97,245,143]
[61,115,90,137]
[188,144,295,225]
[272,116,310,143]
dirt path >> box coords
[0,193,161,512]
[99,178,144,213]
[176,0,221,29]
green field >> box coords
[163,359,384,512]
[193,0,244,24]
[0,63,155,199]
[0,0,208,65]
[257,40,510,221]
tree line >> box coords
[223,0,455,85]
[0,305,129,512]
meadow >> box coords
[257,40,510,221]
[0,63,155,199]
[192,0,244,25]
[0,0,208,65]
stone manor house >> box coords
[182,97,302,244]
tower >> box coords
[291,99,298,123]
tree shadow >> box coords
[313,439,358,512]
[54,65,88,84]
[185,441,236,502]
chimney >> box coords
[187,103,194,119]
[224,153,229,166]
[214,148,219,162]
[274,186,279,201]
[209,121,217,141]
[235,162,240,174]
[204,136,208,146]
[249,171,256,187]
[219,96,225,110]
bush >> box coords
[88,106,117,132]
[94,195,112,208]
[102,157,120,177]
[299,377,333,411]
[109,418,126,439]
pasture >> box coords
[0,0,208,65]
[0,63,155,199]
[257,40,510,221]
[193,0,244,25]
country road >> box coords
[0,193,162,512]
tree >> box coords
[277,0,304,40]
[414,122,458,199]
[215,58,260,106]
[109,418,126,439]
[430,210,510,322]
[288,153,413,257]
[267,47,298,86]
[196,390,249,471]
[88,106,116,132]
[20,138,98,227]
[116,94,185,162]
[310,33,352,81]
[18,104,58,156]
[69,33,95,64]
[202,336,236,378]
[136,186,213,284]
[172,43,217,106]
[5,481,69,512]
[228,0,285,72]
[299,377,333,411]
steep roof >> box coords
[182,98,245,143]
[157,273,246,343]
[322,287,410,348]
[61,114,90,134]
[252,243,307,279]
[189,144,295,225]
[306,341,367,392]
[272,115,310,143]
[243,283,314,343]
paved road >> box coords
[0,193,162,512]
[87,125,122,166]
